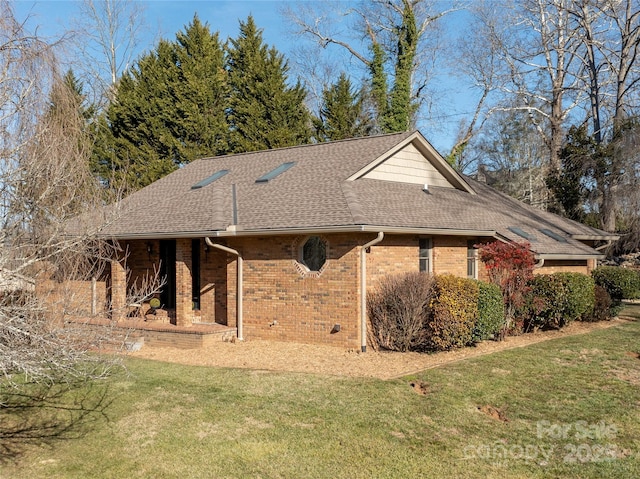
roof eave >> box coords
[101,225,498,240]
[571,234,620,241]
[535,253,605,260]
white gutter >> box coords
[534,258,545,269]
[105,226,496,241]
[360,232,384,353]
[204,237,243,341]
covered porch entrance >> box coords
[109,238,237,331]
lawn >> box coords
[2,306,640,478]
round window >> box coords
[301,236,327,272]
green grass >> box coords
[2,307,640,478]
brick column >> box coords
[110,255,127,320]
[175,238,193,327]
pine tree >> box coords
[92,15,228,191]
[314,73,373,141]
[226,16,310,152]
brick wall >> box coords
[37,279,107,321]
[367,234,473,285]
[215,234,361,348]
[534,259,590,275]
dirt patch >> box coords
[128,318,626,380]
[409,381,430,395]
[625,351,640,359]
[478,405,509,422]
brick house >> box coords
[80,131,616,350]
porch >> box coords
[73,316,237,350]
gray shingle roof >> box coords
[101,130,614,258]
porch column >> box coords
[175,238,193,327]
[111,254,127,321]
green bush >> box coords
[555,272,595,321]
[526,273,595,330]
[584,285,614,322]
[473,281,505,341]
[427,275,478,351]
[367,272,435,352]
[592,266,640,300]
[527,274,565,330]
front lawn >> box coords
[2,307,639,478]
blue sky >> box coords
[13,0,473,152]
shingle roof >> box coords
[100,130,614,258]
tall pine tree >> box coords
[226,16,310,152]
[314,73,373,141]
[92,15,228,191]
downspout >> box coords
[595,240,613,251]
[204,237,243,341]
[360,232,384,352]
[534,258,545,269]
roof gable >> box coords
[346,131,474,194]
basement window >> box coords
[256,162,295,183]
[191,169,229,189]
[301,236,327,272]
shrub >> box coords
[473,281,505,342]
[592,266,640,300]
[555,272,595,321]
[585,285,614,322]
[526,273,595,330]
[367,272,435,352]
[526,274,565,330]
[426,275,478,351]
[477,241,535,336]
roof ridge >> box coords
[340,182,367,224]
[200,131,416,162]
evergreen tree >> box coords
[226,16,310,152]
[92,15,228,191]
[314,73,373,141]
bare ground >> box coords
[128,319,627,380]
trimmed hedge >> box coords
[592,266,640,300]
[526,272,595,330]
[474,281,505,341]
[427,275,478,351]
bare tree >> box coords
[446,0,508,170]
[71,0,146,106]
[0,4,160,455]
[284,0,461,132]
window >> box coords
[539,228,568,243]
[419,238,432,273]
[467,240,478,279]
[301,236,326,272]
[507,226,537,242]
[190,169,229,189]
[256,162,296,183]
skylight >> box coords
[540,228,568,243]
[507,226,537,242]
[256,162,295,183]
[191,169,229,189]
